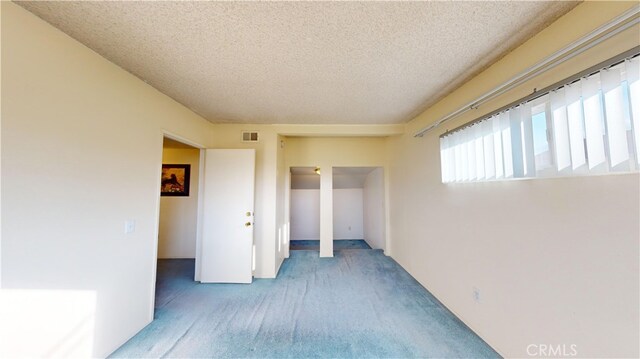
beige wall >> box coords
[1,2,213,357]
[332,188,364,240]
[289,188,365,241]
[206,130,396,274]
[285,136,388,167]
[285,136,390,256]
[363,167,385,250]
[389,2,639,357]
[158,148,200,259]
[290,189,320,240]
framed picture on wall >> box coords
[160,164,190,196]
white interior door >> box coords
[200,149,255,283]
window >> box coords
[440,55,640,183]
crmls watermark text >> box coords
[527,344,578,357]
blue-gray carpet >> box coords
[290,240,371,251]
[110,250,499,358]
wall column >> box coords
[319,166,333,257]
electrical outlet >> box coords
[472,287,481,303]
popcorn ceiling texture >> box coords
[16,1,578,125]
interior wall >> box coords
[158,147,200,259]
[285,137,389,256]
[290,188,364,241]
[290,189,320,240]
[388,2,639,357]
[285,137,388,168]
[291,174,320,189]
[363,168,385,249]
[1,3,214,357]
[208,127,400,275]
[332,189,364,240]
[275,135,287,270]
[278,129,401,258]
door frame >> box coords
[150,131,206,320]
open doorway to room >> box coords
[333,167,386,252]
[289,167,321,251]
[155,136,201,307]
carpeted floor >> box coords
[110,249,499,358]
[290,239,371,251]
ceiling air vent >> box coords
[242,131,259,142]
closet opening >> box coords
[332,167,386,251]
[289,167,321,251]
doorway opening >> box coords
[289,167,321,251]
[154,136,201,309]
[333,167,385,252]
[287,166,386,253]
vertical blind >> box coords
[440,55,640,183]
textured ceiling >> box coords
[16,1,579,125]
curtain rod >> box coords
[413,4,640,138]
[440,46,640,138]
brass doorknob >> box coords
[245,222,252,227]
